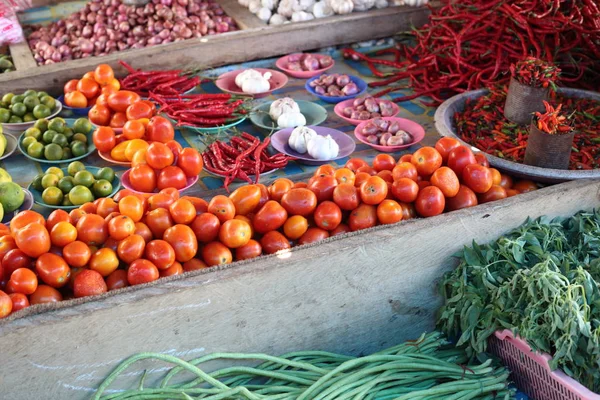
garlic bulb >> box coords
[241,72,272,94]
[288,126,317,154]
[394,0,427,5]
[277,112,307,128]
[329,0,353,13]
[352,0,375,11]
[307,135,339,160]
[238,0,251,7]
[270,98,300,121]
[257,7,272,21]
[375,0,388,7]
[293,0,315,11]
[312,1,334,17]
[277,0,298,17]
[235,69,263,88]
[291,11,315,21]
[261,0,279,9]
[269,14,288,24]
[249,0,262,13]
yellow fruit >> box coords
[131,148,148,167]
[0,167,12,183]
[125,139,149,162]
[110,141,130,162]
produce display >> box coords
[119,61,201,97]
[341,96,396,120]
[309,73,359,97]
[0,90,57,124]
[30,163,117,207]
[358,117,413,146]
[91,331,513,399]
[25,0,238,65]
[0,54,14,74]
[20,117,93,162]
[438,210,600,393]
[88,89,153,129]
[269,97,305,128]
[63,64,119,109]
[455,86,600,169]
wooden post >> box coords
[7,36,37,71]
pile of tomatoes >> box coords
[63,64,119,109]
[0,138,538,319]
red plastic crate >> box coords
[488,330,600,400]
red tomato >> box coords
[29,285,63,304]
[512,180,538,193]
[260,231,291,254]
[177,148,203,177]
[164,140,183,160]
[499,174,514,189]
[160,261,183,278]
[356,165,376,176]
[181,196,208,214]
[163,224,198,262]
[478,185,507,204]
[183,258,209,271]
[108,215,136,241]
[280,188,317,216]
[94,64,115,85]
[157,166,187,190]
[331,223,351,236]
[2,249,32,278]
[268,178,293,202]
[313,201,342,231]
[348,204,377,231]
[202,242,232,266]
[399,154,413,163]
[77,77,100,99]
[359,176,388,205]
[14,223,51,258]
[10,210,45,233]
[62,241,92,268]
[130,164,157,193]
[334,168,355,185]
[314,165,336,176]
[108,91,141,113]
[430,167,460,197]
[208,195,236,223]
[73,269,107,298]
[229,185,262,216]
[298,227,329,245]
[9,293,29,312]
[146,116,175,143]
[96,198,119,218]
[253,201,288,234]
[236,239,262,261]
[76,214,108,246]
[109,112,128,128]
[0,236,17,264]
[117,234,146,264]
[88,104,111,126]
[447,146,477,176]
[36,253,71,288]
[106,270,129,291]
[64,79,79,94]
[462,164,493,194]
[411,147,443,176]
[146,142,174,170]
[126,101,154,120]
[134,222,153,242]
[46,209,71,232]
[8,268,38,295]
[373,154,396,172]
[392,162,418,182]
[145,240,176,270]
[415,186,445,217]
[308,175,338,203]
[89,248,119,277]
[475,153,490,167]
[445,185,478,211]
[345,158,368,172]
[147,193,174,211]
[391,178,419,203]
[506,189,519,197]
[219,219,252,249]
[377,199,403,225]
[0,290,11,317]
[169,199,196,225]
[434,137,461,163]
[127,259,159,285]
[333,183,360,211]
[283,215,309,240]
[190,213,221,243]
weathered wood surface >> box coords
[7,37,37,71]
[2,5,431,94]
[1,179,598,400]
[218,0,267,29]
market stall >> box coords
[0,0,599,399]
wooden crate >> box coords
[1,3,433,94]
[0,178,598,400]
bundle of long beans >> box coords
[344,0,600,105]
[92,332,515,399]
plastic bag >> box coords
[0,0,30,46]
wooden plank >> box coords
[219,0,267,29]
[0,179,598,400]
[8,36,37,71]
[29,0,75,6]
[0,5,431,95]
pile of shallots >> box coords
[26,0,238,65]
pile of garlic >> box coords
[235,69,272,94]
[238,0,428,25]
[288,126,339,159]
[270,98,307,128]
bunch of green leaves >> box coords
[437,210,600,392]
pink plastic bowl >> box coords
[354,117,425,153]
[121,169,199,194]
[215,68,289,99]
[275,54,335,79]
[334,98,400,126]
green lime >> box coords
[21,136,37,151]
[33,104,51,119]
[73,118,93,134]
[48,118,66,133]
[44,143,63,161]
[27,142,44,159]
[62,197,73,207]
[62,147,72,160]
[11,103,26,117]
[0,182,24,212]
[58,176,75,193]
[42,186,63,206]
[95,167,115,182]
[11,95,24,105]
[23,90,37,98]
[23,96,40,111]
[41,173,59,189]
[24,127,42,141]
[42,130,57,144]
[8,115,22,123]
[2,93,14,104]
[72,133,88,144]
[0,108,9,123]
[31,173,44,191]
[71,141,87,157]
[93,179,113,198]
[37,91,49,99]
[69,185,94,205]
[63,128,74,140]
[40,96,56,110]
[67,161,86,177]
[74,170,95,188]
[45,167,64,179]
[52,134,68,147]
[23,113,35,122]
[33,118,48,132]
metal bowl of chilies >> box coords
[434,87,600,183]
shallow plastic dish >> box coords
[215,68,289,99]
[18,118,96,164]
[1,189,33,225]
[98,150,132,166]
[270,126,356,166]
[122,169,198,194]
[334,98,400,126]
[0,134,18,161]
[250,100,328,131]
[177,116,247,134]
[305,75,368,104]
[2,100,63,135]
[275,54,335,79]
[28,166,121,210]
[354,117,425,153]
[57,95,91,118]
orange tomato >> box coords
[101,85,118,96]
[411,147,443,176]
[356,165,376,176]
[391,178,419,203]
[182,258,208,271]
[147,192,175,211]
[50,221,78,247]
[333,183,360,211]
[122,120,146,140]
[177,148,203,178]
[314,164,335,176]
[108,91,141,113]
[376,170,393,183]
[62,241,92,268]
[372,154,396,172]
[119,195,145,222]
[430,166,460,197]
[359,176,388,205]
[202,241,232,266]
[260,231,291,254]
[376,199,403,225]
[169,199,196,225]
[298,228,329,245]
[117,234,146,264]
[129,164,157,193]
[208,195,236,223]
[415,186,445,217]
[65,91,88,108]
[93,126,116,152]
[8,268,38,295]
[74,269,107,297]
[283,215,309,240]
[94,64,115,85]
[235,240,262,261]
[15,223,50,258]
[190,213,220,243]
[126,101,154,121]
[108,215,136,240]
[109,112,128,128]
[392,162,418,182]
[252,201,288,234]
[10,210,45,233]
[146,116,175,143]
[268,178,293,202]
[280,188,317,217]
[348,204,377,231]
[64,79,79,94]
[35,253,70,288]
[76,214,108,247]
[145,208,174,238]
[145,240,176,270]
[96,198,119,218]
[434,137,461,163]
[146,142,174,170]
[89,248,119,277]
[354,172,371,188]
[489,168,502,186]
[334,168,355,185]
[77,78,100,99]
[0,291,12,317]
[160,261,183,278]
[105,78,121,92]
[83,71,96,80]
[88,104,111,126]
[229,185,261,216]
[313,201,342,231]
[163,224,198,263]
[219,219,252,248]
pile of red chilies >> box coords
[510,57,561,89]
[202,133,290,190]
[454,86,600,170]
[119,61,201,97]
[343,0,600,105]
[150,93,248,128]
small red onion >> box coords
[147,37,162,45]
[163,21,174,29]
[132,25,145,36]
[58,44,71,55]
[126,37,136,46]
[177,0,188,6]
[106,6,116,16]
[82,25,93,38]
[117,42,128,51]
[90,3,101,12]
[111,0,119,6]
[118,4,128,13]
[161,0,172,6]
[215,22,229,33]
[44,59,55,65]
[199,3,208,10]
[79,39,94,53]
[87,12,97,24]
[181,27,193,38]
[189,15,200,23]
[158,29,170,39]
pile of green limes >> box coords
[21,117,93,161]
[0,90,57,124]
[31,162,116,207]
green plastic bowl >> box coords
[250,100,328,132]
[173,116,247,134]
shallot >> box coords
[310,73,358,97]
[341,96,396,120]
[359,118,413,147]
[285,53,333,71]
